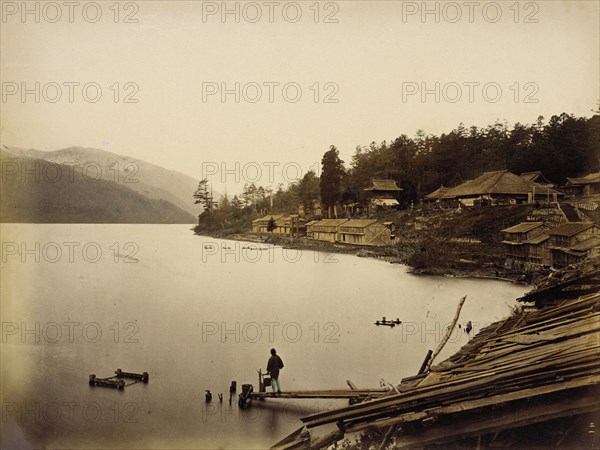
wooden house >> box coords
[563,172,600,197]
[423,185,451,203]
[298,200,322,217]
[501,222,546,264]
[524,233,551,267]
[311,219,349,243]
[364,179,402,209]
[548,222,600,268]
[272,215,307,237]
[338,220,393,246]
[251,214,283,233]
[305,220,319,239]
[520,171,557,188]
[441,170,562,206]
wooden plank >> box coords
[302,351,600,428]
[345,375,600,433]
[252,389,388,399]
[391,389,599,447]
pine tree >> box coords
[320,146,345,218]
[193,178,213,211]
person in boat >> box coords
[266,348,284,394]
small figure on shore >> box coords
[465,321,473,334]
[266,348,284,394]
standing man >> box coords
[266,348,284,394]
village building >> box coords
[342,202,365,217]
[548,222,600,268]
[520,171,557,188]
[297,200,322,217]
[251,214,283,233]
[337,219,394,246]
[311,219,349,243]
[423,185,451,203]
[501,222,547,265]
[305,220,319,240]
[563,172,600,197]
[439,170,562,206]
[364,179,402,209]
[524,233,552,267]
[272,215,307,237]
[252,214,306,236]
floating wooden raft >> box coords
[274,290,600,448]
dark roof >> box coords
[425,185,451,200]
[251,214,283,224]
[340,219,378,228]
[520,171,556,187]
[566,172,600,185]
[548,222,595,237]
[275,216,307,225]
[520,171,542,181]
[313,219,349,228]
[444,170,560,198]
[525,233,550,245]
[569,236,600,252]
[501,222,544,234]
[364,179,402,191]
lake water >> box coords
[1,224,529,449]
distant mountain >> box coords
[3,145,208,218]
[0,149,196,223]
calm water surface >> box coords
[1,224,529,449]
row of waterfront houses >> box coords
[252,216,395,247]
[502,221,600,269]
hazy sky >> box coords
[1,0,598,194]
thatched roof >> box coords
[251,214,283,224]
[501,222,544,234]
[569,236,600,252]
[444,170,560,198]
[525,233,550,245]
[424,185,451,200]
[548,222,596,237]
[566,172,600,186]
[364,179,402,191]
[340,219,379,228]
[313,219,349,229]
[520,171,556,187]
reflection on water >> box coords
[1,224,529,449]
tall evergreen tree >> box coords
[320,145,345,218]
[193,178,213,211]
[298,170,320,216]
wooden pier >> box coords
[250,389,389,400]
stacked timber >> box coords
[271,259,600,449]
[275,291,599,449]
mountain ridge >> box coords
[3,145,209,218]
[1,149,197,223]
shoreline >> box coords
[193,230,535,286]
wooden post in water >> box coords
[424,295,467,373]
[418,349,433,374]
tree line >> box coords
[194,112,599,223]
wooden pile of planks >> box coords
[291,291,600,447]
